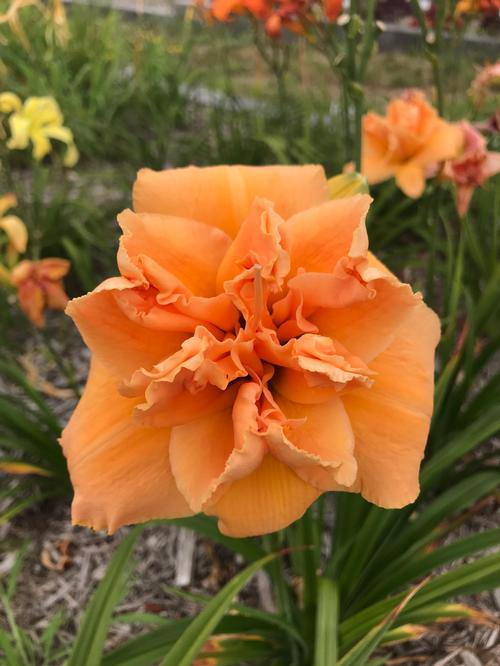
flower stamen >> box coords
[253,263,263,329]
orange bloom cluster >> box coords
[10,258,70,327]
[211,0,342,37]
[362,90,462,198]
[442,122,500,217]
[455,0,500,16]
[61,165,439,537]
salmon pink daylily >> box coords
[61,165,440,537]
[362,90,463,198]
[442,122,500,217]
[10,257,70,327]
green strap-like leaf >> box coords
[66,527,143,666]
[340,550,500,651]
[360,527,500,608]
[314,577,338,666]
[422,406,500,489]
[158,551,281,666]
[337,581,425,666]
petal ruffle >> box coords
[208,455,320,537]
[311,255,419,363]
[66,283,187,381]
[169,381,267,513]
[283,195,372,275]
[133,165,329,238]
[341,301,440,508]
[118,209,232,297]
[268,394,357,489]
[60,360,192,532]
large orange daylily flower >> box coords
[10,257,70,327]
[61,165,440,537]
[362,90,463,198]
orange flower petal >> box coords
[272,367,339,404]
[283,195,372,275]
[341,301,440,508]
[61,360,192,532]
[311,256,419,363]
[208,455,320,537]
[216,198,289,293]
[134,382,239,428]
[118,209,232,297]
[268,394,357,489]
[133,165,329,238]
[38,257,70,280]
[394,162,427,199]
[415,120,463,166]
[169,382,267,512]
[67,284,187,381]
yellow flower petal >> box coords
[0,192,17,217]
[0,215,28,253]
[63,141,79,167]
[0,92,22,113]
[30,129,52,161]
[6,113,30,150]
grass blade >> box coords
[314,577,338,666]
[67,527,143,666]
[158,551,282,666]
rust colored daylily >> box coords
[362,90,463,198]
[10,258,70,327]
[442,122,500,217]
[61,165,440,537]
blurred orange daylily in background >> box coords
[61,165,440,538]
[455,0,500,16]
[10,257,70,327]
[442,121,500,217]
[362,90,463,198]
[210,0,342,37]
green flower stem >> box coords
[252,21,291,129]
[425,186,442,309]
[31,162,47,261]
[409,0,447,115]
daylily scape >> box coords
[61,165,440,537]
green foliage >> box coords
[0,350,71,523]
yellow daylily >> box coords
[3,95,79,167]
[0,192,28,266]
